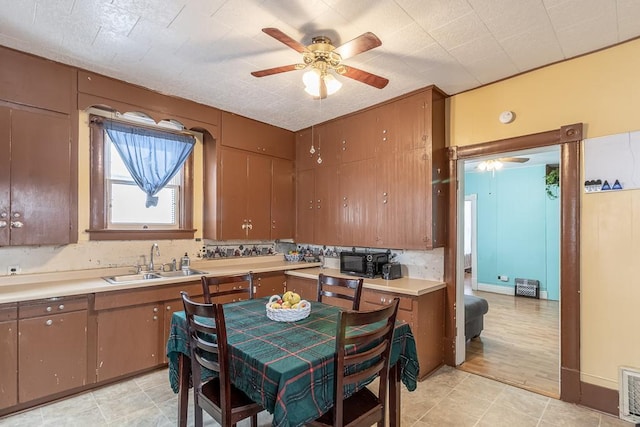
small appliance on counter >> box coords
[382,262,402,280]
[339,250,388,278]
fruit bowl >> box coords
[266,294,311,322]
[284,253,303,262]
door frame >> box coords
[444,123,583,403]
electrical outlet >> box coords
[8,265,20,275]
[498,275,509,282]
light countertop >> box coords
[0,257,446,304]
[285,268,445,297]
[0,257,320,304]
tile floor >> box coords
[0,365,634,426]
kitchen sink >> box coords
[103,272,163,284]
[158,268,208,278]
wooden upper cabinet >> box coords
[271,158,295,239]
[221,112,294,160]
[296,128,318,171]
[295,169,315,243]
[0,107,74,246]
[315,121,341,167]
[219,148,271,240]
[0,47,75,114]
[340,109,376,163]
[340,159,377,247]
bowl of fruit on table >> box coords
[284,251,303,262]
[266,291,310,322]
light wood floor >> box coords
[459,275,560,398]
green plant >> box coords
[545,166,559,199]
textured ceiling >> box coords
[1,0,639,131]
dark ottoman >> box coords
[464,294,489,340]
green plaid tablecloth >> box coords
[167,298,419,427]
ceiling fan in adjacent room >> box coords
[477,157,529,171]
[251,28,389,99]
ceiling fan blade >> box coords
[334,32,382,60]
[498,157,529,163]
[340,66,389,89]
[251,64,300,77]
[262,28,307,53]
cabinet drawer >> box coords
[361,289,413,312]
[19,296,88,319]
[0,303,17,321]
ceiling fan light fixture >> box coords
[303,69,342,97]
[477,160,503,171]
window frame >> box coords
[88,114,195,241]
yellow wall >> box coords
[449,38,640,390]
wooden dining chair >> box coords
[309,298,400,427]
[201,272,254,304]
[317,273,364,310]
[180,291,263,427]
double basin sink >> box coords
[103,268,208,284]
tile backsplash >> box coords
[0,239,443,281]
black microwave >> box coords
[340,251,389,278]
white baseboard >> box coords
[477,282,513,295]
[477,282,549,300]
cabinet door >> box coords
[340,109,376,163]
[246,153,272,239]
[0,319,17,409]
[314,122,340,167]
[96,303,162,382]
[255,272,286,299]
[285,276,318,302]
[295,169,315,243]
[11,109,72,246]
[395,92,428,151]
[219,148,248,239]
[296,128,317,171]
[271,158,294,239]
[340,159,377,247]
[162,299,182,364]
[0,108,9,246]
[374,153,399,248]
[314,166,341,245]
[18,310,87,402]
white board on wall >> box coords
[584,131,640,190]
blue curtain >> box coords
[104,121,195,207]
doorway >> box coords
[445,123,583,404]
[458,149,561,397]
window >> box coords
[89,111,196,240]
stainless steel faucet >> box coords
[149,243,160,271]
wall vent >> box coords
[514,278,539,298]
[620,367,640,424]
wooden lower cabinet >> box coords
[0,304,17,410]
[94,281,203,381]
[361,288,444,379]
[285,274,445,379]
[18,297,89,402]
[285,275,318,302]
[96,303,162,382]
[254,271,286,298]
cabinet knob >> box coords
[342,147,346,151]
[166,305,172,310]
[0,212,7,218]
[383,192,388,196]
[0,220,7,228]
[46,306,52,312]
[58,304,64,310]
[383,200,388,204]
[153,316,158,321]
[343,204,347,207]
[45,319,53,326]
[153,307,159,313]
[11,221,24,228]
[12,212,21,218]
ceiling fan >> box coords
[477,157,529,171]
[251,28,389,99]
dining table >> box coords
[166,297,420,427]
